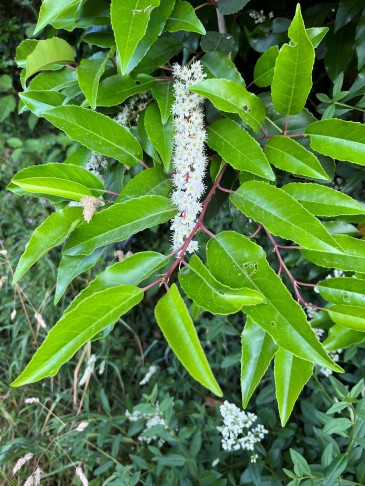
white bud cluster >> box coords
[116,93,149,127]
[314,328,342,377]
[170,61,208,254]
[86,152,108,180]
[126,402,167,446]
[217,401,268,452]
[249,10,274,24]
[139,365,158,386]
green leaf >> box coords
[65,251,167,314]
[231,181,342,252]
[116,167,172,203]
[165,0,205,35]
[19,90,67,117]
[0,95,16,122]
[335,0,364,32]
[323,454,348,485]
[318,277,365,306]
[264,137,329,181]
[16,39,39,69]
[325,24,354,81]
[218,0,251,15]
[306,27,329,48]
[241,318,278,407]
[254,46,279,88]
[34,0,80,34]
[179,255,265,315]
[28,68,77,91]
[125,0,176,74]
[189,79,266,133]
[324,324,365,351]
[0,74,13,91]
[302,235,365,273]
[9,162,104,201]
[96,74,156,107]
[11,286,143,387]
[322,418,352,435]
[152,82,175,124]
[111,0,160,76]
[200,32,235,56]
[63,195,176,256]
[13,207,83,284]
[305,119,365,166]
[144,103,174,169]
[201,51,245,87]
[290,449,311,477]
[356,9,365,70]
[282,183,365,216]
[25,37,75,81]
[206,231,343,372]
[55,248,104,304]
[137,111,161,163]
[77,55,108,109]
[155,284,222,396]
[328,305,365,331]
[206,119,275,180]
[275,349,313,426]
[271,5,314,115]
[135,37,182,75]
[44,106,142,166]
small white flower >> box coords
[75,421,89,432]
[24,397,40,404]
[34,312,46,329]
[75,466,89,486]
[212,458,219,467]
[139,365,158,386]
[10,309,17,320]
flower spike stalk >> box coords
[170,61,207,254]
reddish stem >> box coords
[249,224,262,239]
[217,184,234,194]
[104,189,120,196]
[199,222,215,238]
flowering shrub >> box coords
[7,0,365,439]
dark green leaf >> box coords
[322,418,352,435]
[97,74,156,107]
[200,32,235,56]
[152,82,175,124]
[77,55,108,109]
[201,51,245,87]
[144,103,174,169]
[254,46,279,88]
[116,167,172,203]
[165,0,206,35]
[290,449,311,476]
[218,0,251,15]
[335,0,364,32]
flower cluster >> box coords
[314,327,342,377]
[249,9,274,24]
[116,93,149,127]
[217,401,268,453]
[170,61,207,254]
[126,402,167,446]
[86,151,108,180]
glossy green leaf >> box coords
[282,183,365,216]
[165,0,205,35]
[144,103,174,169]
[254,46,279,88]
[317,277,365,307]
[9,163,104,201]
[44,106,142,166]
[302,235,365,273]
[271,5,314,115]
[50,1,111,31]
[135,37,182,75]
[77,56,108,109]
[0,95,16,122]
[201,51,245,87]
[116,167,172,203]
[96,74,156,107]
[305,119,365,166]
[325,23,354,81]
[335,0,364,32]
[200,32,235,56]
[306,27,329,48]
[55,248,104,304]
[137,111,161,163]
[15,39,38,68]
[152,82,175,124]
[218,0,251,15]
[125,0,176,74]
[155,284,222,396]
[25,37,75,81]
[179,255,265,315]
[63,195,176,256]
[34,0,80,34]
[11,286,143,387]
[189,79,265,133]
[241,318,278,408]
[328,305,365,331]
[65,251,167,314]
[111,0,160,76]
[324,325,365,351]
[19,90,67,116]
[28,68,77,91]
[82,31,115,48]
[206,231,342,372]
[356,9,365,70]
[13,207,83,284]
[207,119,275,180]
[264,136,329,180]
[231,181,342,252]
[275,349,313,426]
[322,418,352,435]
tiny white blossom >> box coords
[98,360,106,375]
[75,421,89,432]
[24,467,42,486]
[12,453,33,475]
[79,355,96,386]
[212,458,219,467]
[10,309,17,320]
[24,397,39,404]
[34,312,46,329]
[0,249,7,255]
